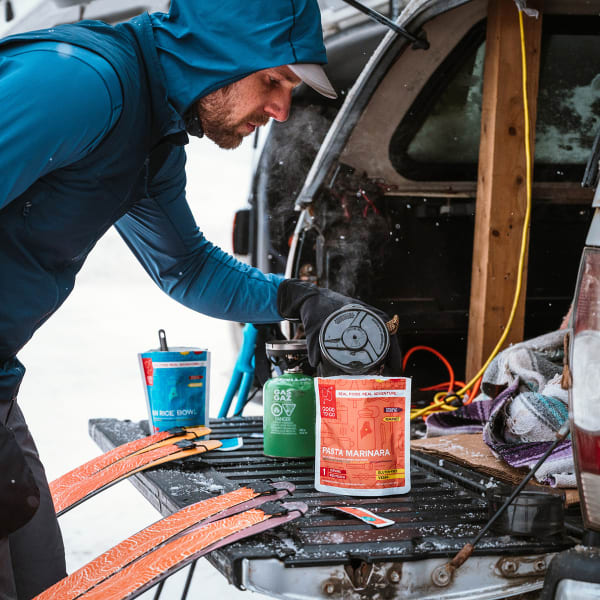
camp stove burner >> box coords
[319,304,389,374]
[265,339,311,373]
[265,339,308,359]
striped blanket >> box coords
[425,330,575,487]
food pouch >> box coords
[139,348,210,433]
[315,376,411,496]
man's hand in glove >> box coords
[277,279,402,373]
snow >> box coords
[16,135,270,599]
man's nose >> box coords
[264,90,292,122]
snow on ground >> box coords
[17,134,271,599]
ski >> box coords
[36,482,295,600]
[50,425,210,501]
[53,438,221,516]
[79,501,307,600]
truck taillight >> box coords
[571,246,600,531]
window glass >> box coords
[536,32,600,170]
[389,16,600,182]
[404,42,485,167]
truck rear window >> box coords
[389,16,600,183]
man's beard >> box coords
[196,83,268,149]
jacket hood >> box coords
[149,0,328,116]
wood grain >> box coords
[466,0,543,378]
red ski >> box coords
[52,438,221,516]
[35,483,297,600]
[50,425,210,501]
[79,501,306,600]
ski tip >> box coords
[260,501,308,517]
[271,481,296,494]
[187,425,212,437]
[259,502,289,516]
[245,481,295,496]
[166,425,211,437]
[174,438,221,452]
[280,501,308,515]
[195,439,222,452]
[246,481,276,494]
[175,439,197,450]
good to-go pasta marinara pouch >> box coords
[315,376,411,496]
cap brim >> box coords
[288,64,338,99]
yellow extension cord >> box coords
[411,8,533,420]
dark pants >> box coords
[0,401,66,599]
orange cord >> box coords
[420,380,466,392]
[404,346,482,418]
[465,376,482,404]
[403,345,455,394]
[405,346,478,419]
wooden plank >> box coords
[466,0,543,380]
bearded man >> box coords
[0,1,402,597]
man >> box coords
[0,1,397,597]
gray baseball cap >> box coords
[288,64,337,99]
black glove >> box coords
[277,279,402,373]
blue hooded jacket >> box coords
[0,0,328,403]
[150,0,326,115]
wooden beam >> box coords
[466,0,543,380]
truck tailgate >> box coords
[89,417,579,599]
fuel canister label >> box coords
[315,376,411,496]
[268,388,298,435]
[263,374,316,458]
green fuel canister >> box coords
[263,340,315,458]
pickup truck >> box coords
[230,0,600,598]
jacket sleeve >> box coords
[0,41,122,209]
[114,145,284,323]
